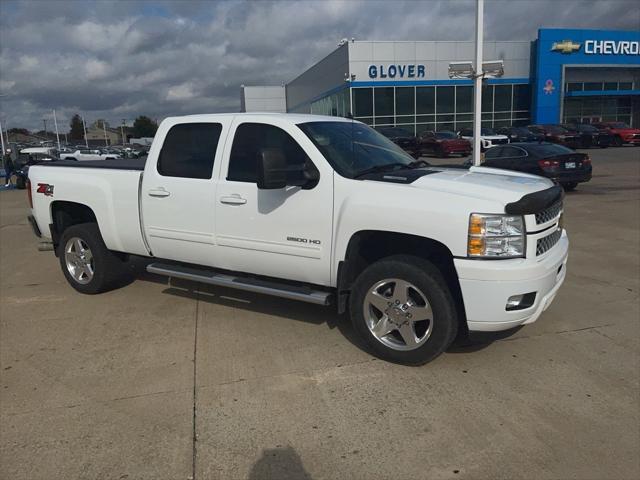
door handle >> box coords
[148,188,170,197]
[220,194,247,205]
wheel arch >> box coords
[50,201,99,252]
[336,230,467,334]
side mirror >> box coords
[257,148,287,189]
[257,148,320,190]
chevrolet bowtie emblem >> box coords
[551,40,581,54]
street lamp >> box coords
[447,0,504,167]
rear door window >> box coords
[158,123,222,179]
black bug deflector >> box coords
[505,185,564,215]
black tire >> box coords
[58,223,128,294]
[436,146,448,158]
[349,255,458,365]
[612,136,623,147]
[562,182,578,191]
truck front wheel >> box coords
[349,255,458,365]
[58,223,128,294]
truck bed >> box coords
[41,158,146,171]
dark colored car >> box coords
[495,126,543,143]
[376,127,420,158]
[528,125,581,149]
[561,123,611,148]
[417,130,471,157]
[482,142,592,191]
[591,121,640,146]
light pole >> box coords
[121,119,126,146]
[53,109,61,151]
[448,0,503,166]
[82,115,89,148]
[0,93,7,155]
[472,0,484,167]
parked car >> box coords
[27,113,568,365]
[458,127,509,151]
[376,127,420,158]
[418,130,471,157]
[483,142,591,191]
[561,123,611,148]
[496,126,543,143]
[590,121,640,146]
[59,149,120,161]
[527,125,581,149]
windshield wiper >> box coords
[353,163,408,178]
[407,159,430,168]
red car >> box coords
[528,125,581,149]
[418,130,471,157]
[591,122,640,147]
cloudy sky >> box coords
[0,0,638,131]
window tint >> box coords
[158,123,221,179]
[484,147,503,159]
[228,123,315,183]
[501,146,526,157]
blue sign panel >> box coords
[532,28,640,124]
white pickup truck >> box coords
[59,149,121,161]
[27,113,568,365]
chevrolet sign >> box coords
[550,40,581,54]
[585,40,640,55]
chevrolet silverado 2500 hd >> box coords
[27,113,568,365]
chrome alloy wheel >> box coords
[64,237,94,285]
[363,278,433,351]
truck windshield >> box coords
[298,121,415,178]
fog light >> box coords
[505,292,537,311]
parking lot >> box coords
[0,146,638,480]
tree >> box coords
[132,116,158,137]
[69,114,84,140]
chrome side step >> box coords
[146,262,332,306]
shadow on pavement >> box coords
[247,446,312,480]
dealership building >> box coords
[241,28,640,133]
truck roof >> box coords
[162,112,354,125]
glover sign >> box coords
[368,64,426,79]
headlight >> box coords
[468,213,525,258]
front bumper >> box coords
[454,230,569,332]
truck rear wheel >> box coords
[58,223,128,294]
[349,255,458,365]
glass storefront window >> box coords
[395,87,414,115]
[584,82,603,91]
[604,82,618,91]
[494,85,512,112]
[513,84,530,111]
[482,85,493,112]
[416,87,435,114]
[455,86,473,114]
[354,88,373,117]
[619,82,633,90]
[374,87,394,116]
[436,86,455,114]
[566,82,583,92]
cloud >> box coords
[0,0,637,130]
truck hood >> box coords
[411,166,554,204]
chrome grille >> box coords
[537,229,562,256]
[535,201,563,225]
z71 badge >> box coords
[36,183,54,197]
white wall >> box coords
[241,86,287,113]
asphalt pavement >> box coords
[1,146,639,479]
